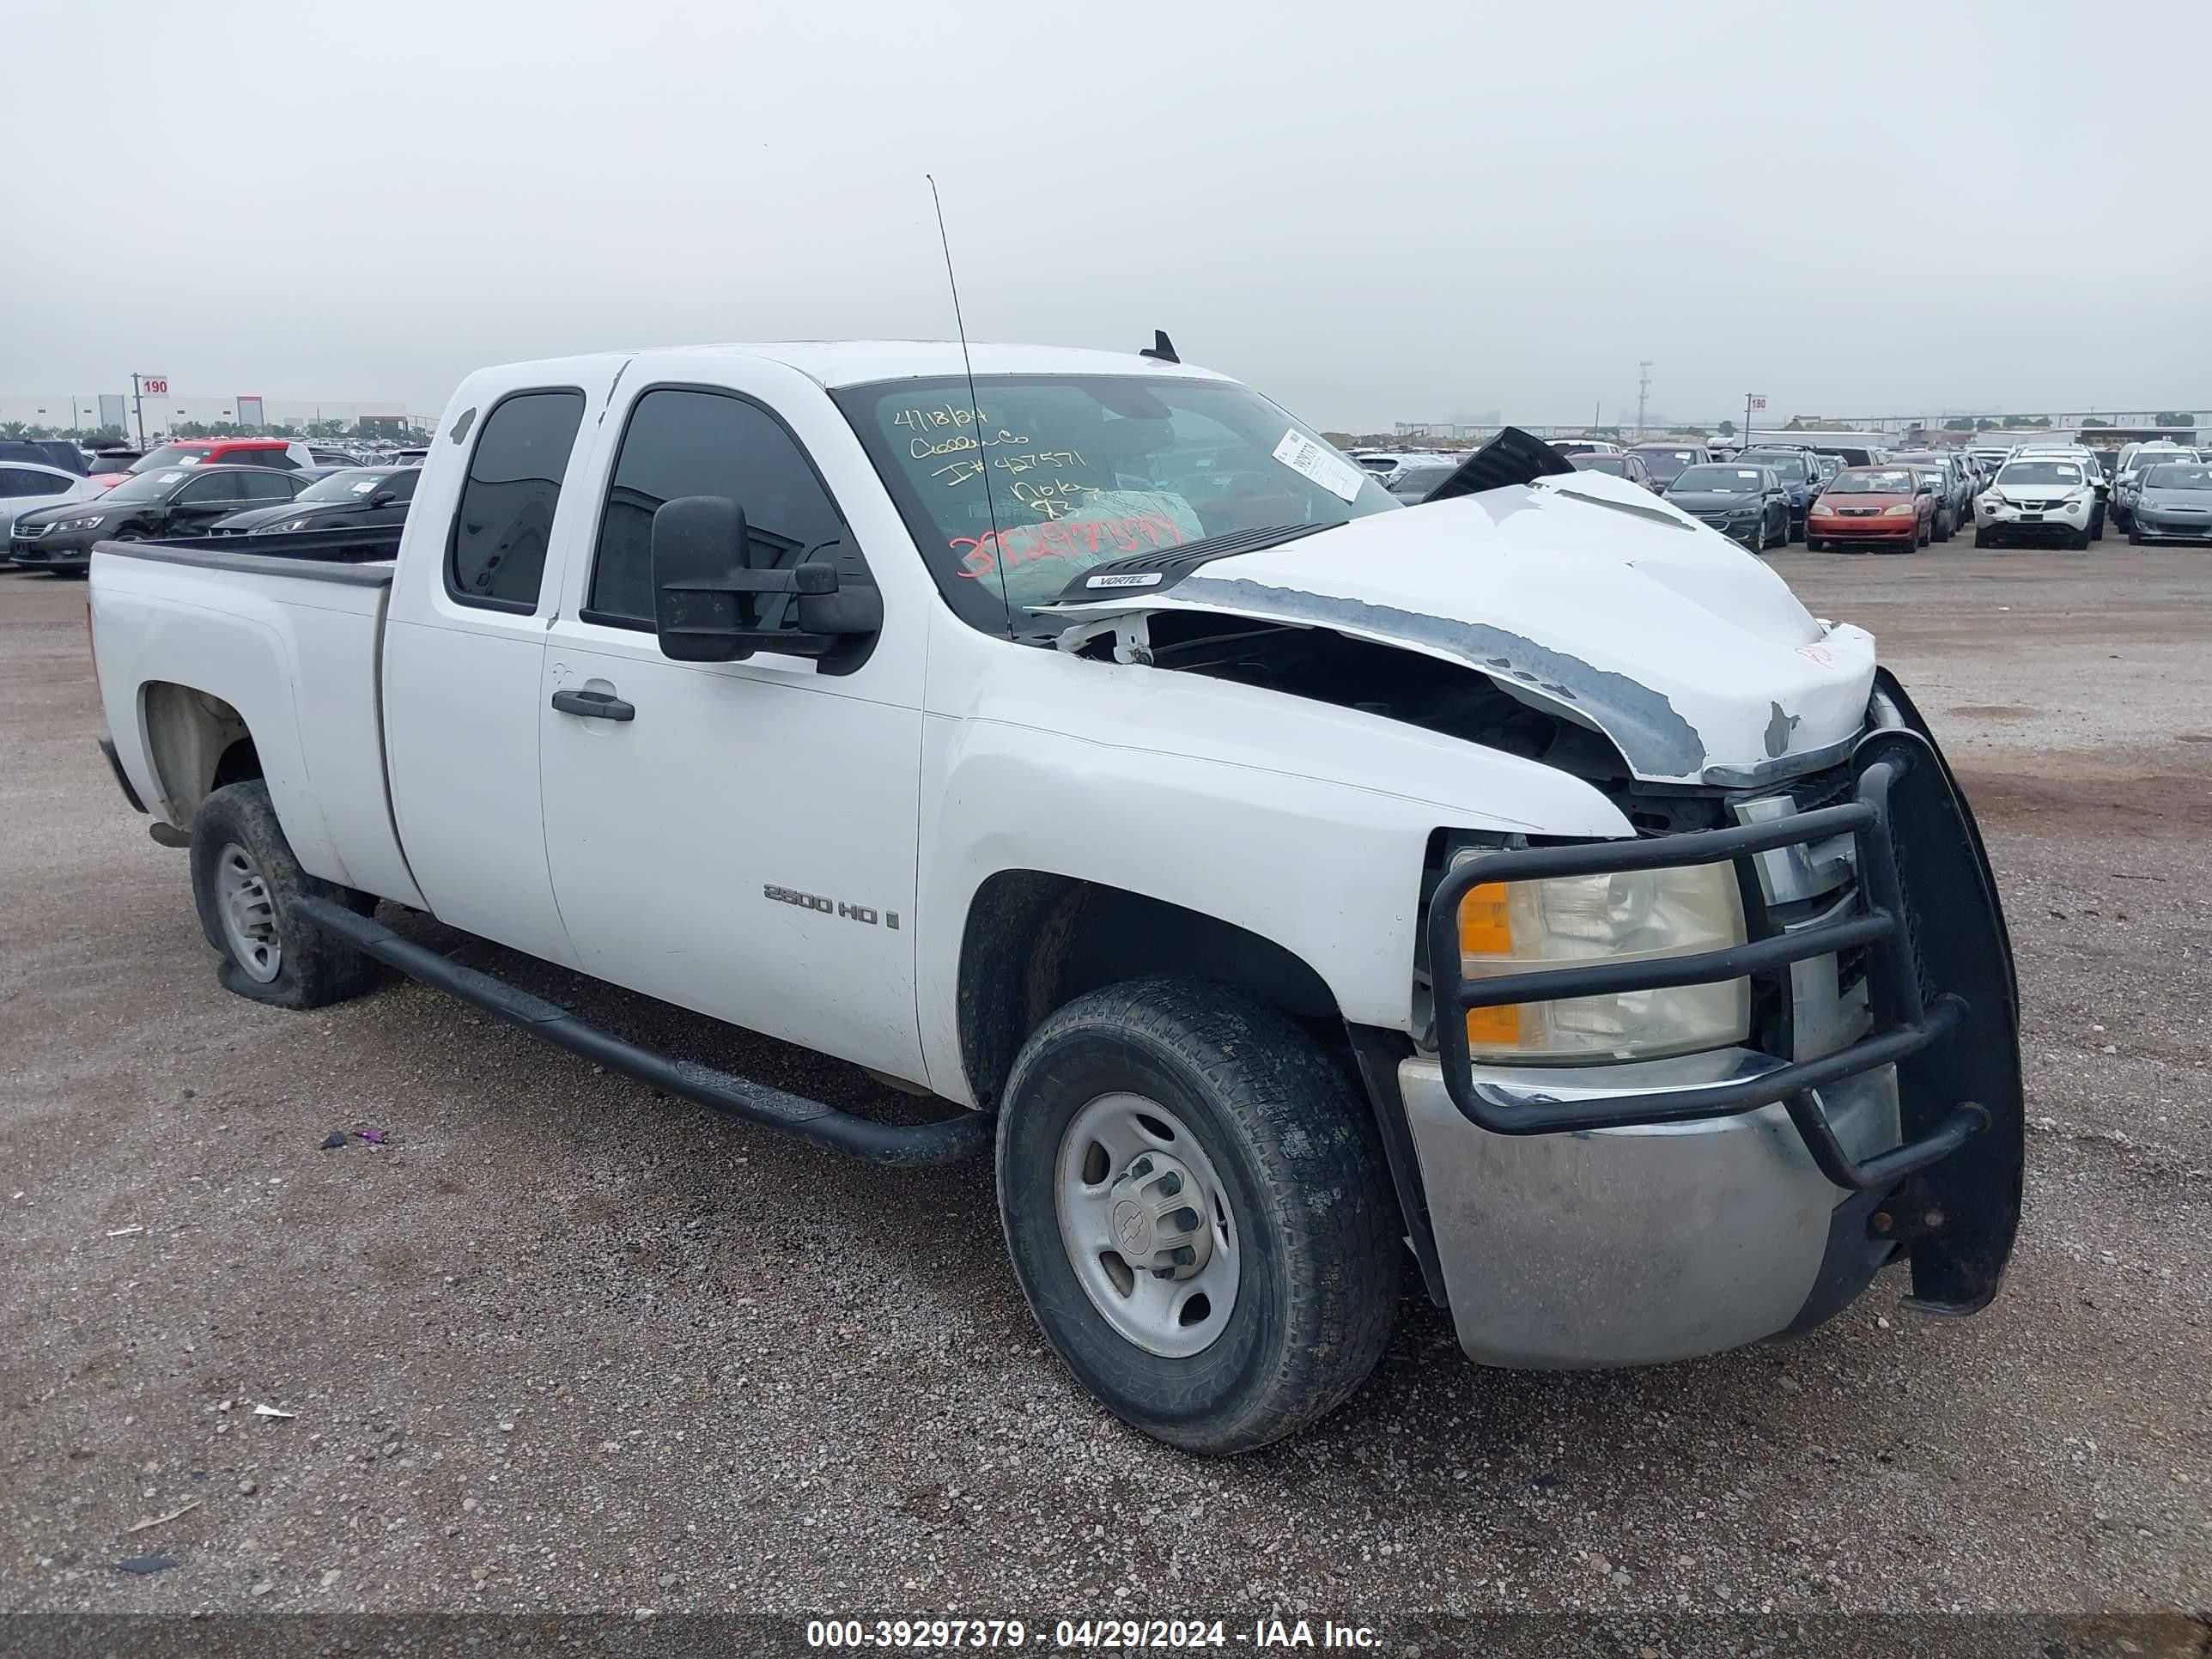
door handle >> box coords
[550,688,635,722]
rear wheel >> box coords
[996,978,1400,1455]
[190,781,378,1009]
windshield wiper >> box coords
[1030,520,1344,615]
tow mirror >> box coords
[650,495,880,665]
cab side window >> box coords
[180,471,249,504]
[235,471,295,501]
[584,387,855,632]
[447,389,586,611]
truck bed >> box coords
[89,534,426,909]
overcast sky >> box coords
[3,0,2207,433]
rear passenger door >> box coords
[537,372,927,1082]
[380,386,592,968]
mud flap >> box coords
[1865,674,2024,1315]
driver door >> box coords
[536,369,929,1084]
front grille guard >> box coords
[1425,753,1990,1192]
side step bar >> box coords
[295,899,990,1168]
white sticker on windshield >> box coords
[1272,430,1364,503]
[349,480,377,494]
[178,455,203,465]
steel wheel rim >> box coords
[215,842,281,983]
[1054,1092,1241,1358]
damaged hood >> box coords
[1045,469,1877,785]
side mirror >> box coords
[650,495,880,664]
[368,489,397,508]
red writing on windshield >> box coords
[951,514,1185,580]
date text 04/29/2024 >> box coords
[803,1619,1381,1649]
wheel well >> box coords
[141,682,260,823]
[955,872,1341,1111]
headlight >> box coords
[252,517,315,534]
[1811,501,1836,515]
[1883,503,1917,518]
[1452,860,1751,1061]
[56,514,106,532]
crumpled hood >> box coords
[1046,469,1877,785]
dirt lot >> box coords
[2,548,2208,1631]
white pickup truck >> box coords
[86,341,2023,1454]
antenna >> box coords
[925,174,1014,637]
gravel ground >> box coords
[1,548,2207,1632]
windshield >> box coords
[1671,465,1765,494]
[1739,453,1808,483]
[836,374,1395,632]
[2143,464,2212,490]
[1632,448,1698,483]
[1814,455,1841,479]
[1827,468,1917,494]
[1570,455,1627,476]
[296,468,400,503]
[129,443,217,472]
[102,470,189,502]
[1995,461,2084,488]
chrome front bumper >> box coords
[1399,1050,1900,1367]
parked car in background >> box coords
[2112,443,2200,532]
[308,445,366,468]
[1805,465,1933,552]
[1628,443,1709,490]
[1803,443,1892,468]
[115,438,316,479]
[1547,439,1625,457]
[0,439,91,476]
[1966,446,2013,476]
[1351,451,1455,488]
[1567,452,1660,491]
[9,465,309,571]
[209,465,421,536]
[1973,456,2099,549]
[2014,447,2107,535]
[1662,462,1790,549]
[1383,459,1459,504]
[2124,461,2212,544]
[1812,453,1842,488]
[1734,449,1820,540]
[1893,454,1972,542]
[0,460,106,552]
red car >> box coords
[88,437,312,492]
[1804,465,1936,552]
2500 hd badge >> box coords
[764,884,898,928]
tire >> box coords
[1934,507,1952,544]
[2128,528,2144,546]
[1973,527,1990,548]
[996,977,1400,1455]
[189,781,378,1009]
[1805,536,1824,552]
[2070,526,2092,550]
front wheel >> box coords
[189,781,378,1009]
[996,978,1400,1455]
[1973,527,1991,548]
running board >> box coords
[295,899,990,1168]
